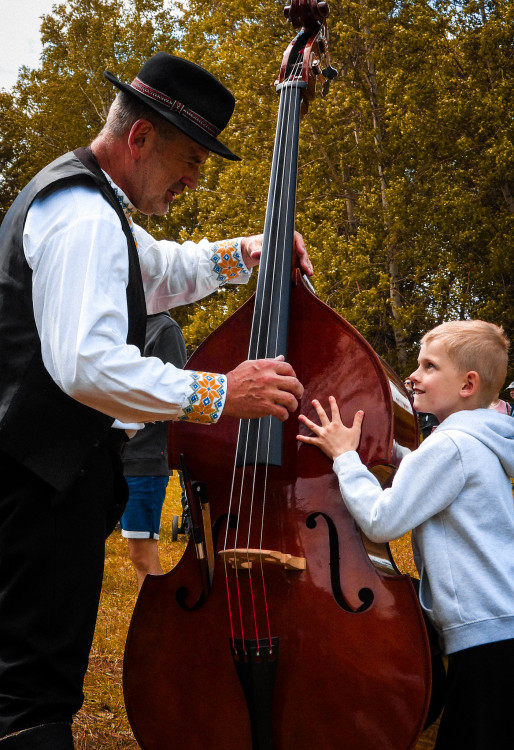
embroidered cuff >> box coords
[180,371,227,424]
[210,238,251,284]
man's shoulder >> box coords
[30,177,118,222]
[34,150,94,187]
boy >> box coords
[297,320,514,750]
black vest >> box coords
[0,148,146,492]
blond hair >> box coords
[421,320,510,406]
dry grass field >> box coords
[73,474,187,749]
[73,474,439,749]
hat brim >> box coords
[104,71,240,161]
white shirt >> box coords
[23,180,251,429]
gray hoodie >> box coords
[333,408,514,654]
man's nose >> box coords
[181,170,200,191]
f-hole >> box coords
[306,512,374,613]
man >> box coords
[403,378,414,396]
[0,52,311,748]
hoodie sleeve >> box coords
[332,433,467,542]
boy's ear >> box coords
[461,371,480,399]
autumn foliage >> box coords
[0,0,513,380]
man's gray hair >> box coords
[102,91,179,141]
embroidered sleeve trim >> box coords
[180,371,226,424]
[210,239,251,284]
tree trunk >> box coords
[360,0,408,370]
[501,183,514,214]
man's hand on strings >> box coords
[224,355,304,422]
[297,396,364,461]
[241,231,313,277]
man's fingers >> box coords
[273,389,299,416]
[224,358,303,420]
[293,231,313,277]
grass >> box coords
[73,474,188,749]
[72,475,420,749]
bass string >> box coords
[254,50,304,555]
[222,85,288,557]
[255,66,302,653]
[223,55,304,655]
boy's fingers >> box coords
[353,410,365,430]
[298,413,317,432]
[296,433,318,445]
[311,399,330,425]
[328,395,342,423]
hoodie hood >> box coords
[434,409,514,477]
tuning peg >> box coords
[318,1,330,18]
[322,65,338,80]
[321,64,337,96]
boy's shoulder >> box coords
[436,407,514,434]
[432,409,514,478]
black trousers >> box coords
[435,638,514,750]
[0,438,127,738]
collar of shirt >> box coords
[102,170,139,250]
[101,170,137,218]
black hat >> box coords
[104,52,240,161]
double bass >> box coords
[123,2,433,747]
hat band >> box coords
[130,77,221,138]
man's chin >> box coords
[150,203,171,217]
